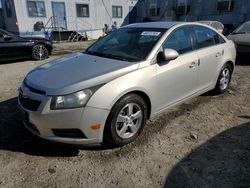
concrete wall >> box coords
[143,0,250,27]
[177,0,250,26]
[9,0,138,39]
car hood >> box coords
[227,33,250,45]
[25,53,139,95]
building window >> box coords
[76,4,89,17]
[217,0,234,12]
[149,4,159,17]
[27,1,46,17]
[176,3,190,15]
[112,6,122,18]
[5,0,12,17]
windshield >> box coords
[233,22,250,34]
[0,29,15,37]
[85,28,166,62]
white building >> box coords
[1,0,139,40]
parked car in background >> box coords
[18,22,236,147]
[227,21,250,56]
[0,28,52,61]
[198,21,224,34]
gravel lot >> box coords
[0,45,249,187]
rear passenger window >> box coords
[194,26,225,49]
[163,27,193,54]
[194,26,215,48]
[214,34,225,44]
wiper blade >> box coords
[104,54,129,61]
[231,32,247,35]
[85,50,129,61]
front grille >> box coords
[24,82,46,95]
[19,93,41,111]
[52,129,87,139]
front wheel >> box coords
[213,63,232,94]
[104,94,147,147]
[32,44,49,60]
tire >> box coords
[213,63,232,94]
[32,44,49,60]
[104,94,148,147]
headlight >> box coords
[51,89,93,110]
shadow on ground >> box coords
[0,93,212,157]
[0,58,33,64]
[236,55,250,66]
[164,122,250,188]
[0,98,80,157]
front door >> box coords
[155,26,199,112]
[52,2,67,30]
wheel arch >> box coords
[105,89,152,120]
[226,60,234,73]
[124,90,152,119]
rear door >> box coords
[155,26,199,112]
[192,26,226,90]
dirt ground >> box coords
[0,46,249,188]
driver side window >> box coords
[162,27,193,55]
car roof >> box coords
[123,21,186,29]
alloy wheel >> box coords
[116,103,143,139]
[219,67,230,90]
[33,45,47,60]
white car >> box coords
[18,22,236,146]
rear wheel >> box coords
[32,44,49,60]
[104,94,147,147]
[213,63,232,94]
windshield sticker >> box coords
[141,31,161,36]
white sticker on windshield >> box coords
[141,31,161,36]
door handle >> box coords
[215,52,221,57]
[216,50,224,58]
[189,61,196,68]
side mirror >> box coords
[3,35,13,40]
[157,48,179,63]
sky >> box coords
[0,1,2,9]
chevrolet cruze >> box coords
[18,22,236,146]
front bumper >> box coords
[18,87,110,145]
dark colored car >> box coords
[0,28,53,61]
[227,21,250,56]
